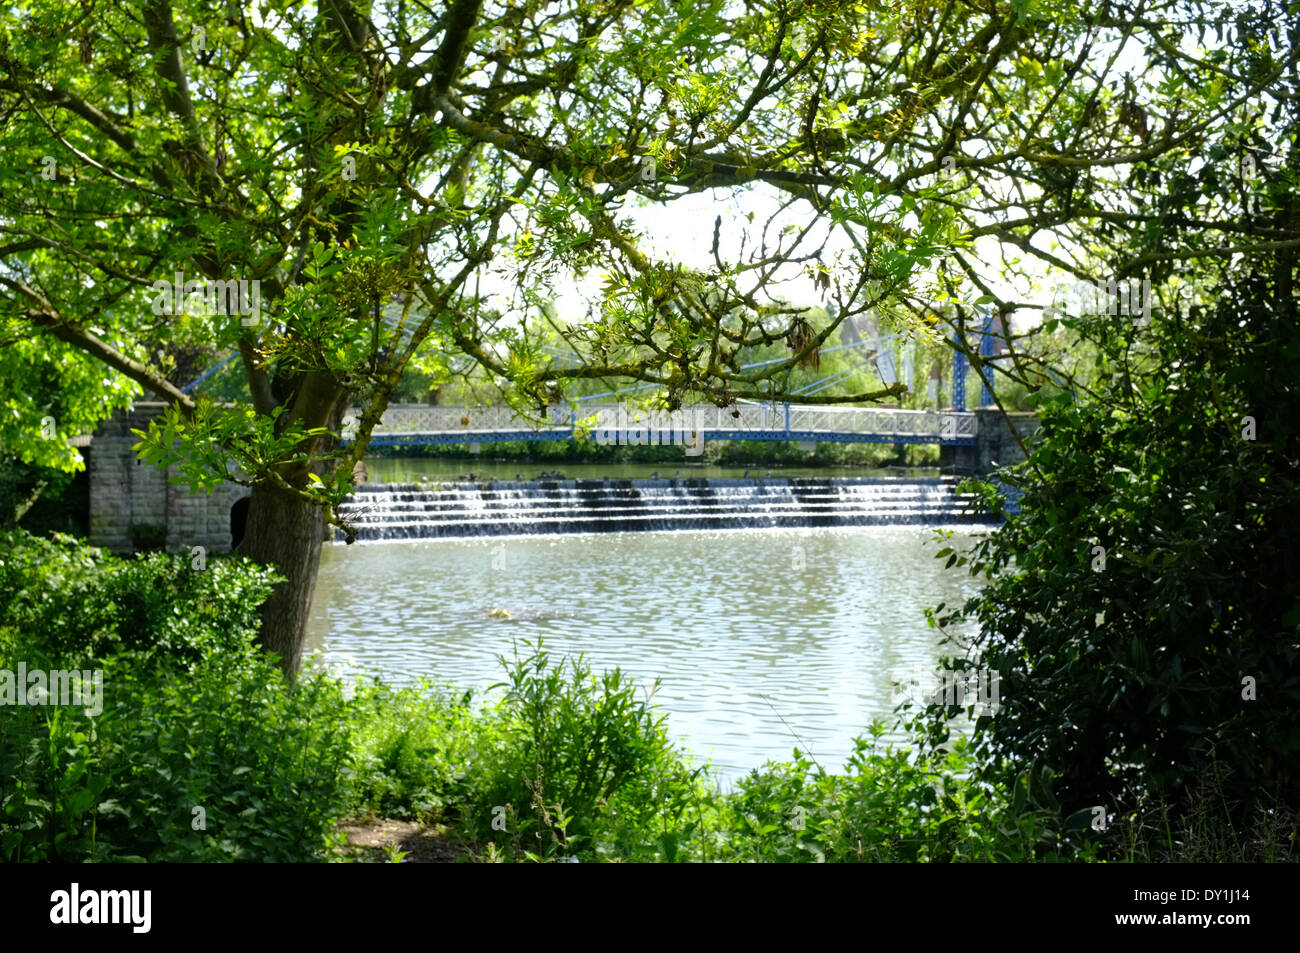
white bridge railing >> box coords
[350,402,978,440]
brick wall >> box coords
[88,402,249,554]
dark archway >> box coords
[230,495,251,550]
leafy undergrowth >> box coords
[4,529,1275,863]
[330,639,1082,863]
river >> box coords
[361,457,935,482]
[305,522,986,785]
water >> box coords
[363,458,935,483]
[336,477,988,540]
[305,525,988,785]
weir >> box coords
[335,476,995,541]
[86,404,1035,553]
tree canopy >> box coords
[2,0,1296,673]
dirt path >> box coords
[337,819,478,863]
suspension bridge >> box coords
[181,309,1006,449]
[354,401,979,447]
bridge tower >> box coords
[951,342,966,410]
[950,307,998,410]
[978,308,997,408]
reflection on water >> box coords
[363,456,937,483]
[305,525,985,785]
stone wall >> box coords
[940,409,1040,476]
[976,408,1041,474]
[88,402,249,554]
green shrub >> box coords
[711,727,1070,863]
[0,530,353,862]
[341,677,490,821]
[0,530,277,668]
[468,639,710,860]
[921,265,1300,844]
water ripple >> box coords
[306,525,984,784]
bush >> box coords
[921,264,1300,847]
[0,530,353,862]
[0,531,277,668]
[710,727,1068,862]
[341,678,488,821]
[467,639,710,860]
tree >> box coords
[2,0,1288,676]
[920,4,1300,836]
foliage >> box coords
[468,639,708,861]
[921,261,1300,838]
[0,336,137,474]
[341,678,487,821]
[913,2,1300,855]
[0,531,278,668]
[711,728,1075,863]
[0,531,353,862]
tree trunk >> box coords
[239,481,326,679]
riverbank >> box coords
[362,457,942,483]
[0,527,1054,862]
[5,529,1283,863]
[362,437,942,470]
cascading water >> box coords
[335,477,995,540]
